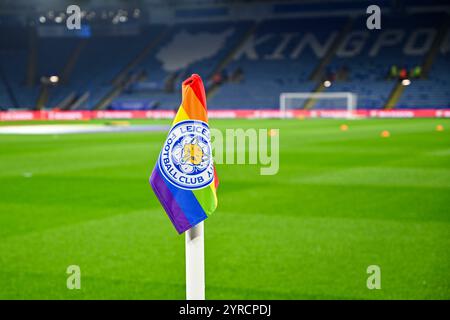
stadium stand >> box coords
[210,16,347,109]
[0,26,38,109]
[397,40,450,108]
[0,1,449,111]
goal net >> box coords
[279,92,357,118]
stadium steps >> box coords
[387,19,448,109]
[421,19,449,78]
[70,91,90,110]
[25,28,37,87]
[93,70,146,110]
[57,92,77,110]
[303,82,326,109]
[35,39,88,109]
[309,17,354,81]
[299,17,353,110]
[206,21,260,99]
[91,27,171,110]
[384,82,405,109]
[60,39,88,84]
[0,66,19,108]
[35,84,49,110]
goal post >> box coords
[279,92,357,118]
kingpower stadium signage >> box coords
[1,109,450,121]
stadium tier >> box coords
[0,2,449,111]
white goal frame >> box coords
[279,92,357,118]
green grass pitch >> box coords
[0,118,449,299]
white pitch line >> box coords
[0,124,169,135]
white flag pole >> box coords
[185,221,205,300]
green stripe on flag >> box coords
[193,186,217,216]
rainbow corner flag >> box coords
[150,74,218,234]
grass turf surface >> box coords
[0,118,449,299]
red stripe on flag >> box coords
[182,74,207,110]
[213,166,219,189]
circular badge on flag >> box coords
[158,120,214,190]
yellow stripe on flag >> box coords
[172,104,190,125]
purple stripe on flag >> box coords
[150,168,192,234]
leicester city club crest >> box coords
[158,120,214,190]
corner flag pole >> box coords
[185,222,205,300]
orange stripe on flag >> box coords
[172,104,190,125]
[182,74,207,110]
[181,86,208,122]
